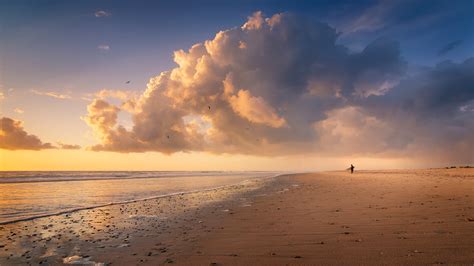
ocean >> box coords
[0,171,279,224]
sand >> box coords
[0,169,473,265]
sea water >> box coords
[0,171,279,224]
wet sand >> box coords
[1,169,473,265]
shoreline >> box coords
[0,171,282,184]
[0,173,284,264]
[1,169,473,265]
[0,172,284,225]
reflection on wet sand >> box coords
[0,173,275,224]
[0,177,272,264]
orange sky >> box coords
[0,148,425,171]
[1,11,472,171]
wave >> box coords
[0,171,275,184]
[0,172,286,225]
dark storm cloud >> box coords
[365,58,474,117]
[360,58,474,162]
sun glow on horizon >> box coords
[1,5,472,171]
[0,148,426,171]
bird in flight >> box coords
[125,80,131,84]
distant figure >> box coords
[350,164,355,174]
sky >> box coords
[0,0,473,171]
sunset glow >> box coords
[1,2,473,265]
[1,1,473,170]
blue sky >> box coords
[0,0,473,170]
[1,0,472,94]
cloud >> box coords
[82,99,121,143]
[359,58,474,162]
[83,12,405,155]
[438,40,463,56]
[95,10,111,17]
[0,92,4,100]
[94,89,137,101]
[0,117,83,151]
[82,12,473,164]
[14,108,24,114]
[91,89,139,112]
[339,1,395,34]
[0,117,54,150]
[228,89,287,128]
[314,106,393,154]
[98,44,110,51]
[30,89,72,100]
[57,142,81,150]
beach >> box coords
[0,171,277,225]
[0,169,473,265]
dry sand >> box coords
[0,169,473,265]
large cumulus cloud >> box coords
[83,12,473,163]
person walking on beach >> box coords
[350,164,355,174]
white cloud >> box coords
[228,89,287,128]
[95,10,111,17]
[98,44,110,51]
[314,106,392,154]
[93,89,137,101]
[339,1,395,34]
[30,89,72,100]
[14,108,24,114]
